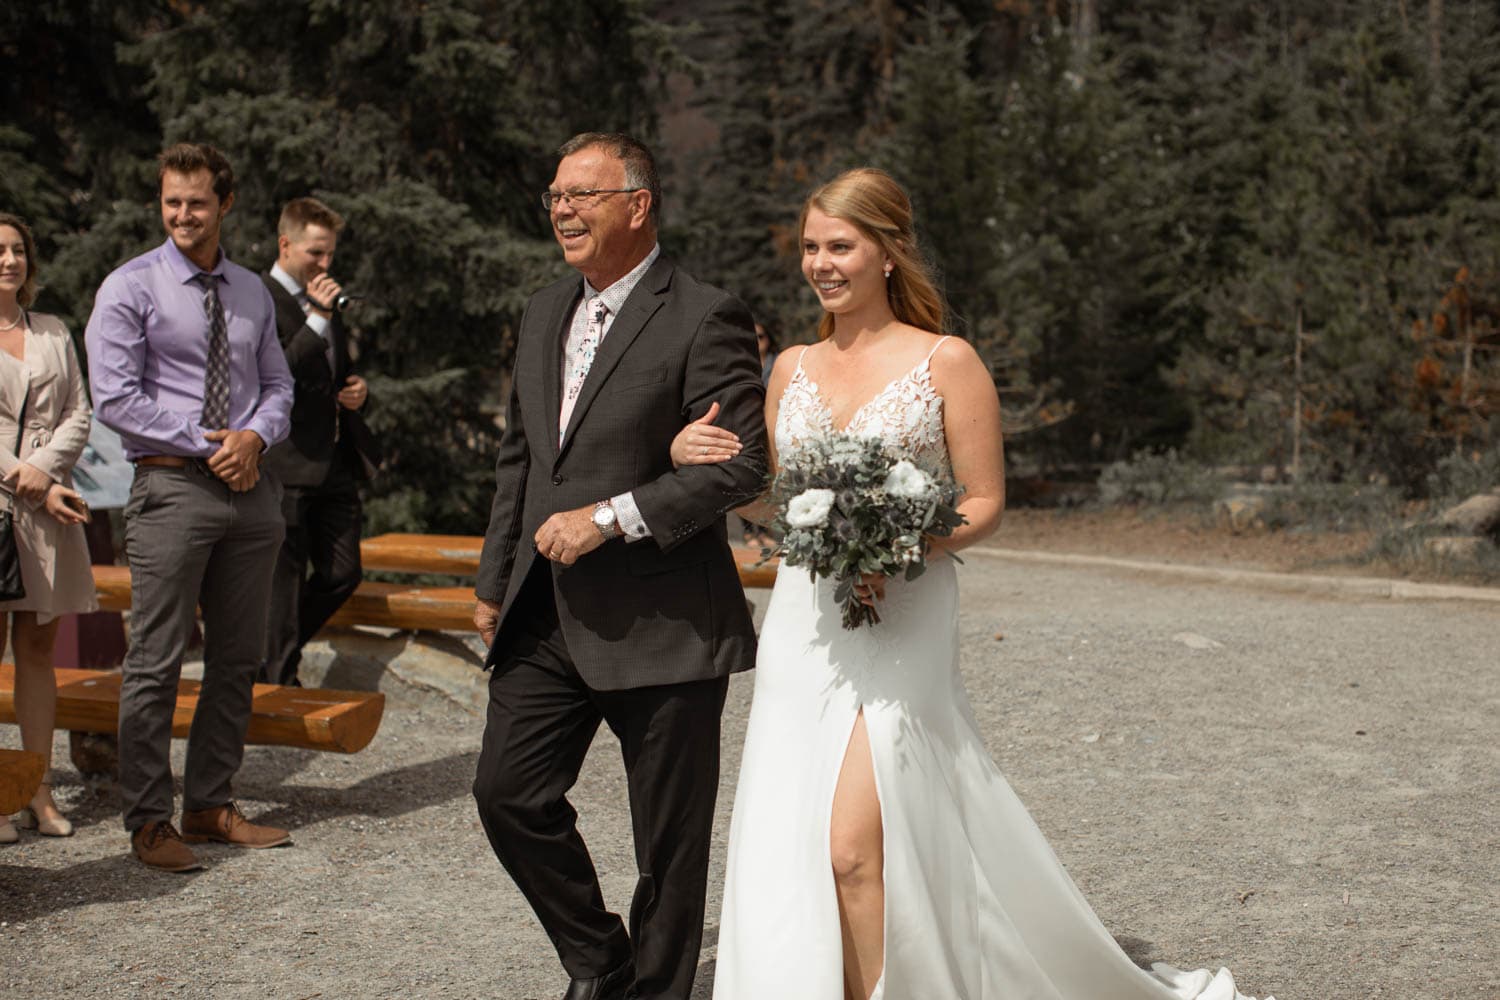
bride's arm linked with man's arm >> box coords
[626,292,769,547]
[669,343,805,528]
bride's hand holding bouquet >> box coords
[766,433,965,629]
[672,415,964,629]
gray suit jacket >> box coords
[476,255,768,689]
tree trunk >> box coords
[1072,0,1099,54]
[1458,279,1475,451]
[1429,0,1443,87]
[1292,304,1304,483]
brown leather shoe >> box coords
[181,802,291,849]
[131,820,203,872]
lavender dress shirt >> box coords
[85,239,293,460]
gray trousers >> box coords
[117,465,284,832]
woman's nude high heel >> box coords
[14,783,74,838]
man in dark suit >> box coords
[471,133,767,1000]
[260,197,378,687]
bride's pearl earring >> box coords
[884,266,893,279]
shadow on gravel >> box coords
[28,781,125,836]
[234,748,482,833]
[0,854,202,922]
[1116,934,1162,968]
[0,752,480,924]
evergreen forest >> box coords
[4,0,1497,534]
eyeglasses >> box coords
[540,188,643,211]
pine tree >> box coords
[1171,48,1357,479]
[677,0,940,342]
[876,10,1001,340]
[669,0,810,336]
[1,0,164,324]
[981,19,1172,466]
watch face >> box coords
[593,506,616,527]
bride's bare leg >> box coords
[831,709,884,1000]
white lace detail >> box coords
[776,340,950,474]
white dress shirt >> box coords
[560,245,661,542]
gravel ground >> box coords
[2,554,1497,999]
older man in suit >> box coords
[259,197,378,687]
[471,132,767,1000]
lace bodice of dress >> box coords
[775,338,951,473]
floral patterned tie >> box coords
[559,296,608,444]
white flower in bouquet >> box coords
[895,533,922,566]
[785,488,836,528]
[883,460,933,499]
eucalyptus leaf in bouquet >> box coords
[762,433,966,629]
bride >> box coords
[671,168,1274,1000]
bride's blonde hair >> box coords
[799,168,946,341]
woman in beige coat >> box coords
[0,213,97,843]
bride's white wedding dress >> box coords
[712,341,1273,1000]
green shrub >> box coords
[1257,481,1401,533]
[1425,449,1500,507]
[1097,450,1223,507]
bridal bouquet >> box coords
[765,433,966,629]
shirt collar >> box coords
[161,237,230,284]
[269,263,302,297]
[583,243,660,316]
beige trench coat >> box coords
[0,311,99,622]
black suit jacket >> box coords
[260,274,380,487]
[476,255,768,690]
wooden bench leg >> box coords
[0,748,48,815]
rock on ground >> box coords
[1434,492,1500,538]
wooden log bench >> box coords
[58,532,775,757]
[0,663,383,754]
[359,533,781,589]
[0,747,47,814]
[94,537,777,636]
[91,564,474,633]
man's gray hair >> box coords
[557,131,661,224]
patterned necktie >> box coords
[191,273,231,428]
[559,296,608,444]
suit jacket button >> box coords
[552,474,564,485]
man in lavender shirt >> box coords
[86,142,295,873]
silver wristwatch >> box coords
[592,500,620,540]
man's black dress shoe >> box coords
[562,959,634,1000]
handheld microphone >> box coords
[334,292,364,310]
